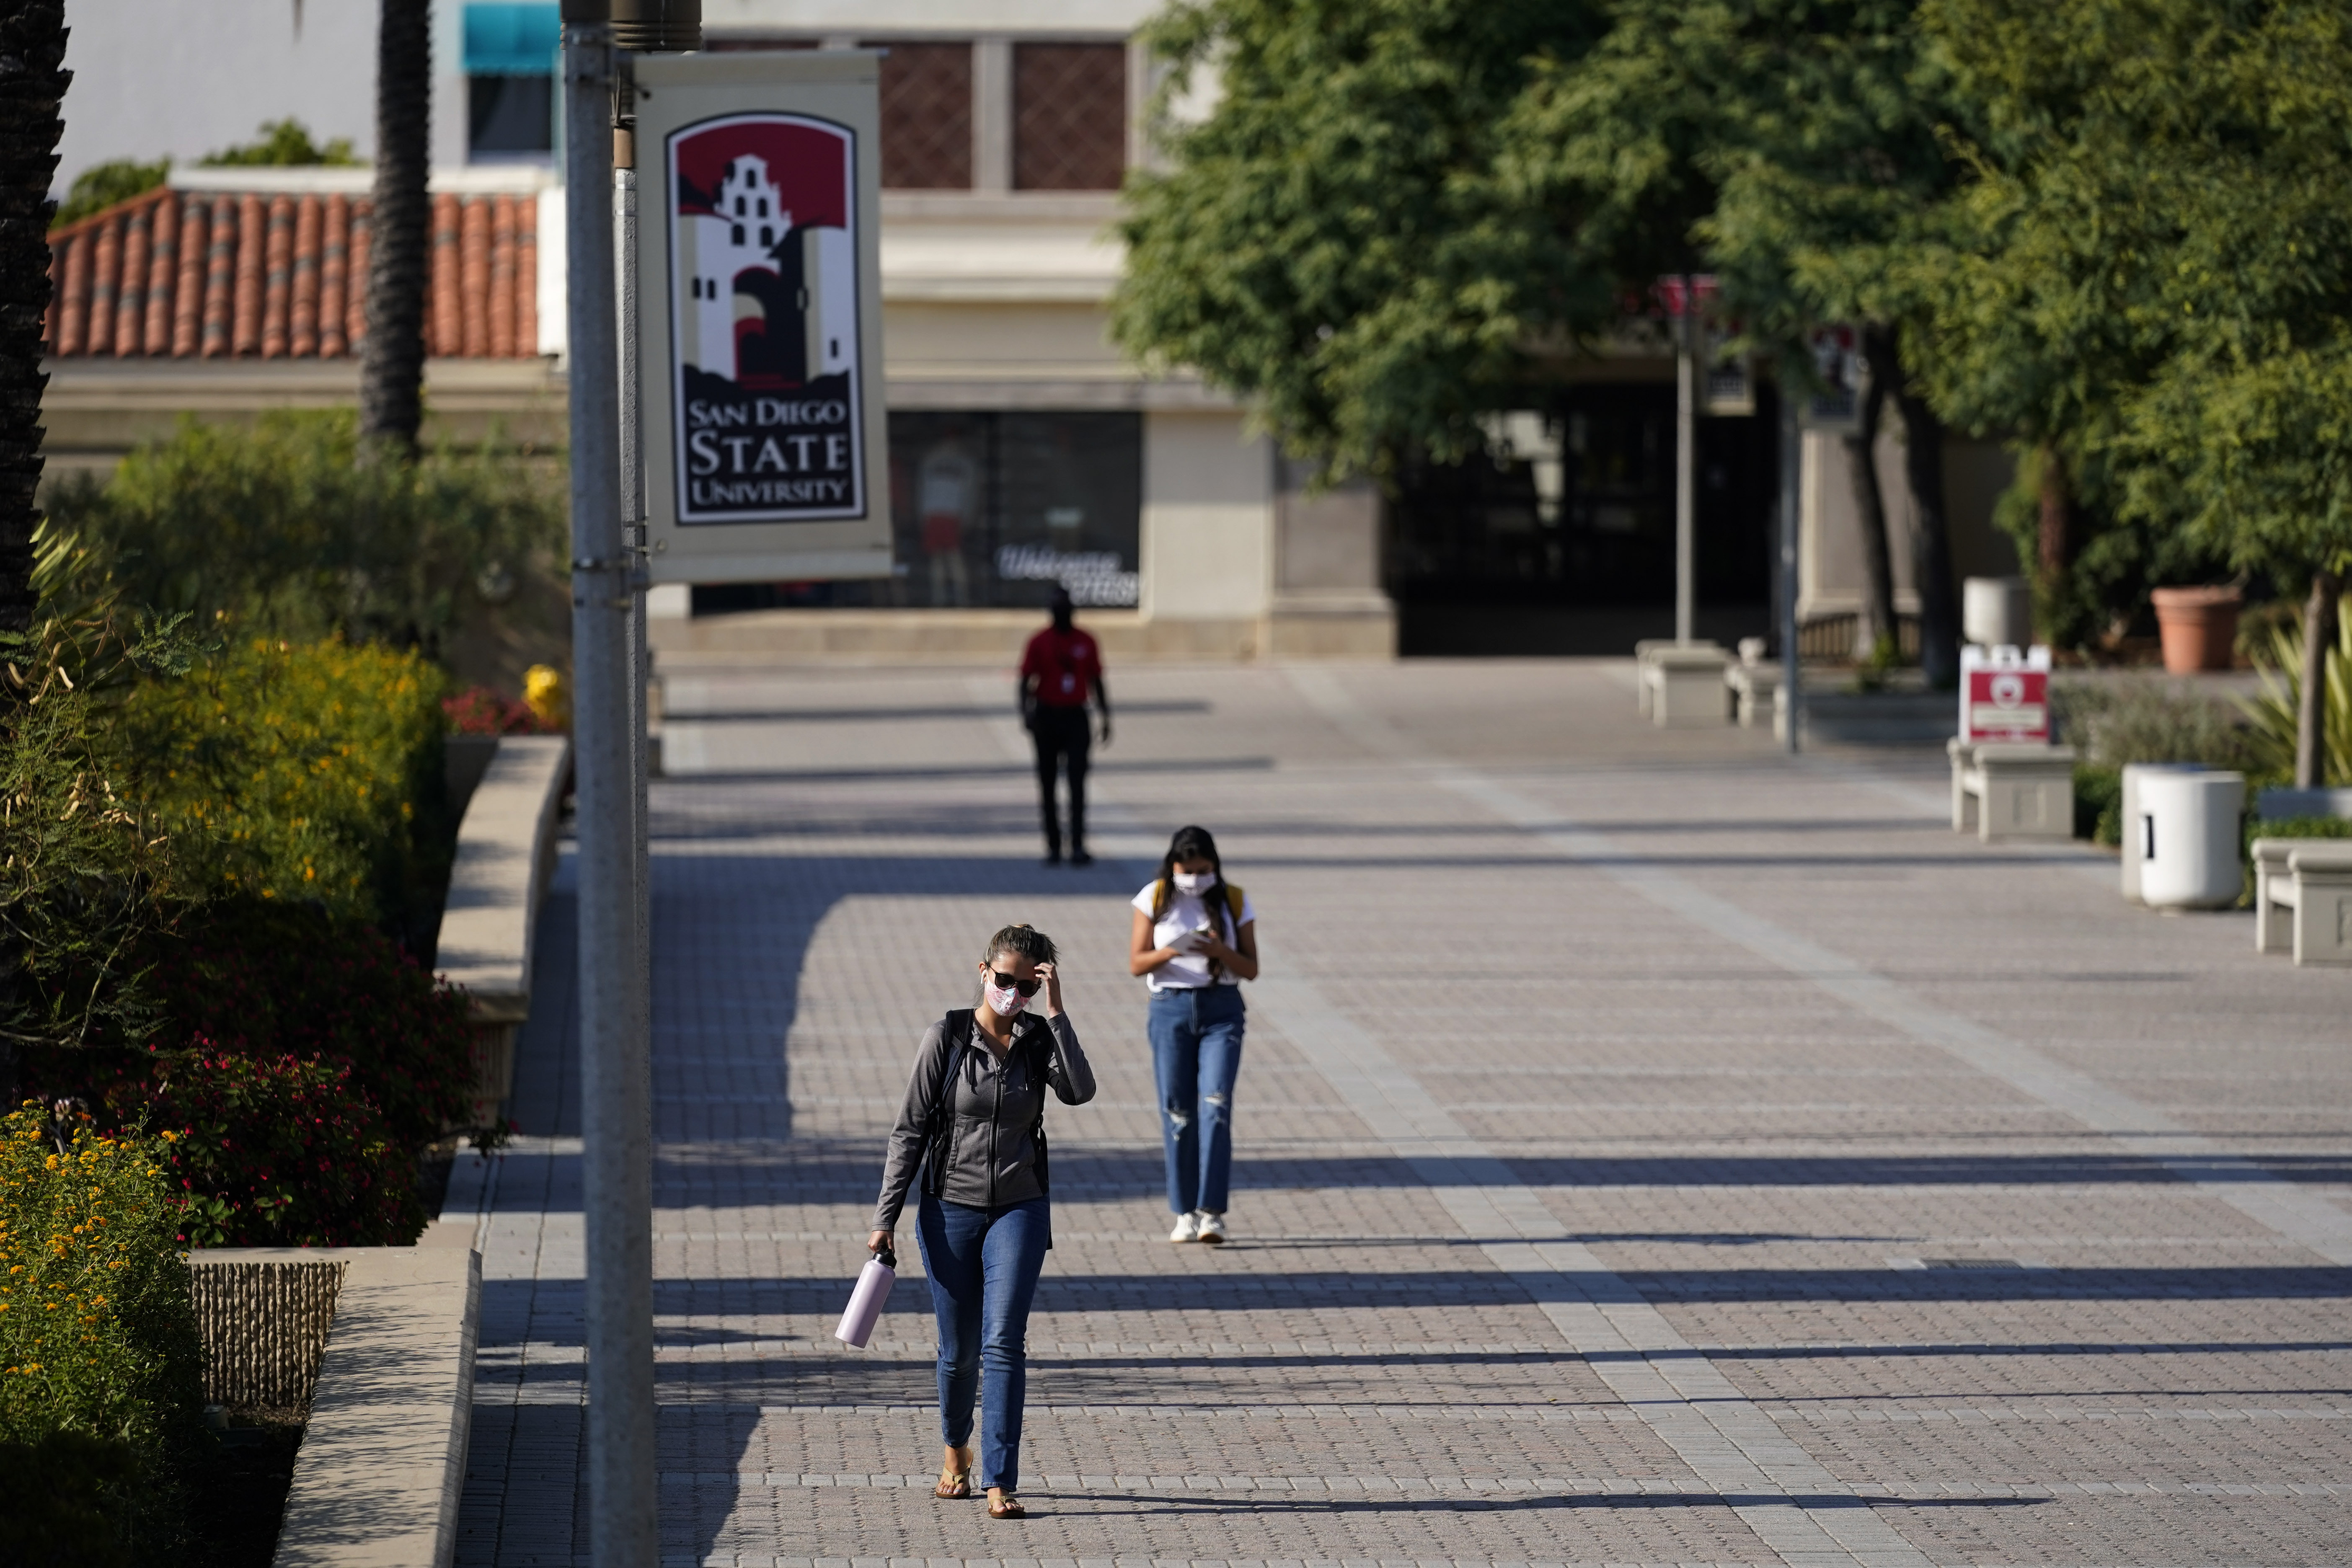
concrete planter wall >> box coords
[189,1243,481,1568]
[433,734,571,1128]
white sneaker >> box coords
[1196,1211,1227,1245]
[1168,1211,1201,1243]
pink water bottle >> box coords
[835,1243,895,1349]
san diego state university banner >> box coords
[635,52,892,585]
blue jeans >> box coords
[916,1191,1049,1491]
[1148,985,1246,1214]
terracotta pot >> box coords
[2150,586,2243,674]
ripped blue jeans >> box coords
[1147,984,1246,1214]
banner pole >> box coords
[614,69,652,1257]
[1675,275,1697,646]
[1780,377,1802,754]
[563,8,656,1564]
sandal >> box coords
[987,1493,1026,1520]
[934,1449,972,1500]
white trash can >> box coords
[2137,770,2245,909]
[1963,576,2033,650]
[2120,762,2210,903]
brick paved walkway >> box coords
[450,659,2352,1567]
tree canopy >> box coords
[1116,0,2352,762]
[1112,0,1612,477]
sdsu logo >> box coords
[667,113,865,524]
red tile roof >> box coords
[45,186,540,360]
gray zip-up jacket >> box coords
[872,1009,1096,1233]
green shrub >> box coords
[39,411,566,673]
[0,667,185,1068]
[2052,677,2267,777]
[2074,764,2123,844]
[26,902,478,1247]
[444,685,549,735]
[2239,595,2351,787]
[146,901,476,1158]
[136,1049,418,1248]
[0,1106,203,1559]
[0,1426,143,1567]
[114,636,451,937]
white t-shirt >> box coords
[1133,880,1257,991]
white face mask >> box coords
[1172,870,1214,896]
[985,983,1028,1018]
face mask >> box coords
[985,983,1028,1018]
[1172,870,1214,896]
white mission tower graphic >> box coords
[675,152,855,385]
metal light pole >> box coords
[1779,378,1802,754]
[563,4,640,1563]
[613,67,651,1222]
[566,3,698,1558]
[1674,276,1697,646]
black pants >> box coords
[1029,706,1090,858]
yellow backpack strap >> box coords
[1224,881,1246,922]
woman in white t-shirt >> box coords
[1127,824,1258,1243]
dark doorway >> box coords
[1389,381,1779,656]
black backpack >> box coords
[919,1009,1052,1199]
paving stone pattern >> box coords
[452,660,2352,1567]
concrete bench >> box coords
[2252,838,2352,965]
[189,1244,480,1568]
[1639,644,1732,726]
[1725,661,1781,731]
[1633,638,1723,718]
[1947,737,2077,841]
[433,734,571,1128]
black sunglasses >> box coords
[987,971,1043,997]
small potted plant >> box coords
[2149,583,2244,673]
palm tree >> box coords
[0,0,67,634]
[0,0,67,1105]
[360,0,430,455]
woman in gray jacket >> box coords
[868,923,1096,1520]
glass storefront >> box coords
[693,410,1142,613]
[1385,382,1778,654]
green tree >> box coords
[52,158,168,227]
[1499,0,1966,681]
[1112,0,1612,478]
[1917,0,2352,781]
[198,116,359,168]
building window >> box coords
[465,3,559,158]
[693,411,1142,613]
[866,41,973,190]
[895,411,1141,607]
[470,77,553,156]
[1013,42,1126,191]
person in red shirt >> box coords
[1018,588,1112,865]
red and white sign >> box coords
[1959,643,2052,744]
[636,51,893,586]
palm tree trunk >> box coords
[360,0,431,456]
[0,0,65,636]
[2297,568,2341,790]
[0,0,70,1108]
[1845,326,1896,663]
